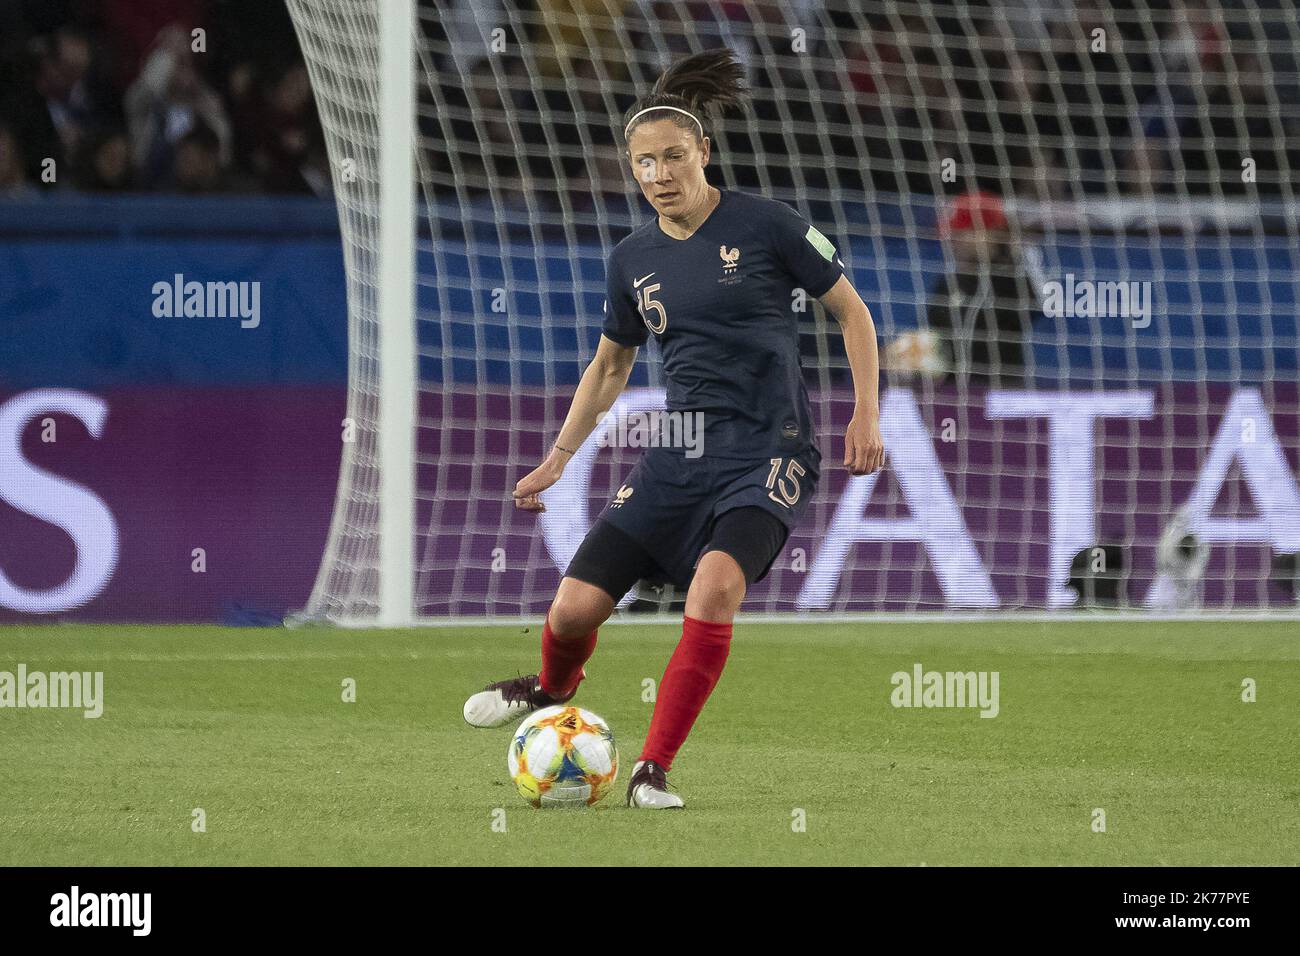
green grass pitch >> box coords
[1,620,1296,866]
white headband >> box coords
[623,105,704,139]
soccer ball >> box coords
[508,705,619,808]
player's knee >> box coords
[547,597,596,639]
[547,582,609,639]
[689,551,746,618]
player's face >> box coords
[626,120,710,219]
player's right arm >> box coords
[512,334,638,512]
[514,249,647,512]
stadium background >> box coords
[1,0,1298,621]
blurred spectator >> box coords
[100,0,207,88]
[172,124,225,193]
[1049,2,1157,196]
[75,126,133,192]
[534,1,629,81]
[0,124,37,198]
[245,63,327,194]
[4,38,70,183]
[911,191,1038,388]
[1123,133,1175,197]
[1195,50,1291,195]
[994,50,1067,200]
[437,0,507,79]
[34,27,100,159]
[124,25,231,189]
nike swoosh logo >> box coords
[633,273,655,288]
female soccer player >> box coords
[464,49,885,808]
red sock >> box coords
[539,617,596,699]
[640,615,732,770]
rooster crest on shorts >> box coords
[611,483,634,508]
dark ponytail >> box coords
[622,48,746,144]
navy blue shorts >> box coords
[591,446,821,588]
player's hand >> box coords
[844,410,885,476]
[512,456,565,512]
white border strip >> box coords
[315,609,1300,629]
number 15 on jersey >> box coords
[636,282,667,334]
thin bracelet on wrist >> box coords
[554,443,576,456]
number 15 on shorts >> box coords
[766,457,806,508]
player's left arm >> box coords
[818,276,885,476]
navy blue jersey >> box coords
[602,189,844,460]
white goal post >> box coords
[287,0,419,626]
[287,0,1300,625]
[376,0,417,626]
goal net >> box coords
[287,0,1300,622]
